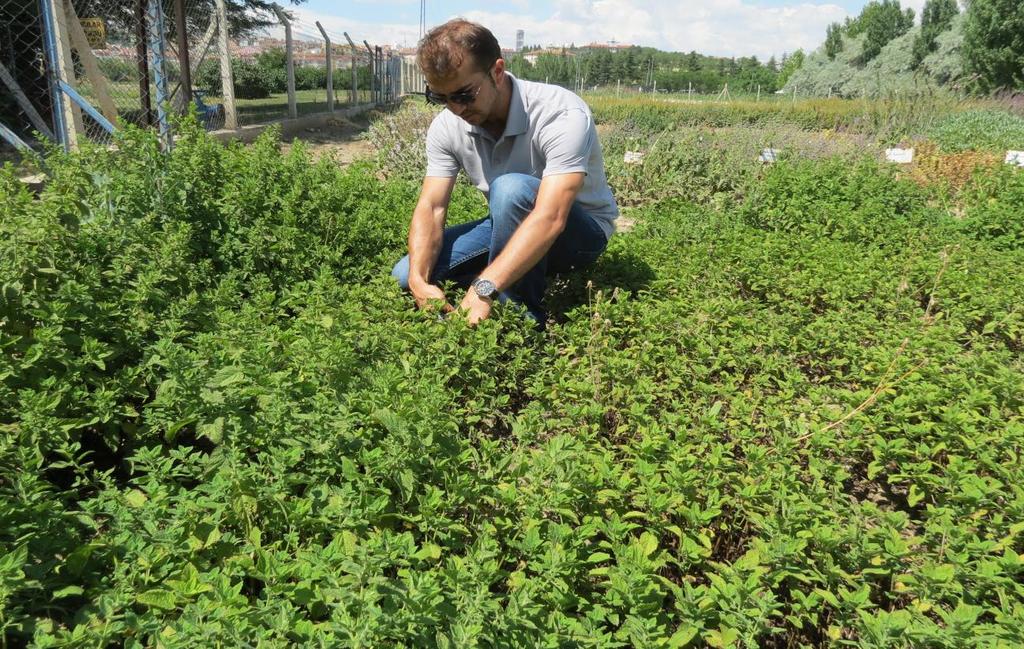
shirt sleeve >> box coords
[537,108,595,177]
[425,115,461,177]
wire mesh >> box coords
[0,1,56,160]
[1,0,414,155]
[67,0,155,145]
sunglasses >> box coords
[424,82,483,106]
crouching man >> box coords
[390,19,619,328]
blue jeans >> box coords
[391,173,609,326]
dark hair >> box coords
[417,19,501,78]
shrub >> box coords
[739,157,933,243]
[959,165,1024,249]
[294,65,327,91]
[233,60,275,99]
[194,59,274,99]
[363,100,440,180]
[962,0,1024,93]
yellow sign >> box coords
[80,18,106,49]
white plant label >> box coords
[885,148,914,164]
[759,148,780,164]
[624,151,645,165]
[1006,151,1024,167]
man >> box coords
[390,19,618,328]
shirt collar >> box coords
[464,72,528,139]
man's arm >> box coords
[459,172,584,322]
[408,175,458,310]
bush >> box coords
[960,165,1024,248]
[233,60,275,99]
[194,59,274,99]
[294,65,326,91]
[962,0,1024,92]
[364,100,440,180]
[739,157,933,243]
[784,14,966,98]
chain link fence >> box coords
[1,0,409,158]
[1,2,56,162]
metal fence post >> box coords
[376,46,383,103]
[147,0,172,149]
[272,4,297,119]
[215,0,237,129]
[41,0,81,149]
[173,0,192,112]
[0,60,54,139]
[316,21,333,112]
[363,40,374,104]
[343,32,357,104]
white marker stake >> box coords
[885,148,914,164]
[624,151,645,165]
[1006,151,1024,167]
[760,148,780,164]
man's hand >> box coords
[410,281,453,313]
[458,290,492,326]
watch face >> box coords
[474,279,497,298]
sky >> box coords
[282,0,931,61]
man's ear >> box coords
[492,58,506,84]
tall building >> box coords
[516,30,525,51]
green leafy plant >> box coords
[2,99,1024,648]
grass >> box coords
[76,82,375,128]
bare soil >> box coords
[280,114,376,165]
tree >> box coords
[962,0,1024,91]
[825,22,844,60]
[76,0,308,42]
[847,0,915,63]
[506,54,534,79]
[912,0,959,68]
[777,49,805,87]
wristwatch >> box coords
[471,278,499,301]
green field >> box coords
[2,98,1024,646]
[77,82,375,128]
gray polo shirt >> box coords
[425,73,619,240]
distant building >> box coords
[516,30,524,51]
[398,46,419,63]
[523,47,575,64]
[581,41,633,51]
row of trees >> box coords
[962,0,1024,92]
[505,47,786,95]
[816,0,1022,92]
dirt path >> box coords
[280,114,377,165]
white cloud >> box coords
[288,0,876,60]
[462,0,850,59]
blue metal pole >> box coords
[146,0,172,150]
[59,81,116,135]
[0,121,33,154]
[39,0,68,151]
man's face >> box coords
[425,54,504,126]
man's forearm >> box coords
[479,208,565,291]
[407,201,445,289]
